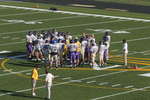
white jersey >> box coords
[26,35,32,43]
[38,38,45,48]
[50,44,59,53]
[81,40,88,49]
[68,43,77,52]
[99,44,106,55]
[90,45,98,54]
[123,42,128,53]
[45,73,54,86]
[57,43,64,52]
[31,34,37,41]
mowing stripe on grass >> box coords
[0,11,45,17]
[0,5,150,22]
[0,71,125,97]
[0,19,121,35]
[91,86,150,100]
[0,15,86,26]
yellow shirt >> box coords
[32,68,39,80]
[76,41,81,52]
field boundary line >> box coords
[0,5,150,22]
[91,86,150,100]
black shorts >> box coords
[51,52,58,56]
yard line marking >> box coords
[112,37,150,44]
[86,80,96,84]
[0,51,11,54]
[100,65,121,70]
[69,80,82,82]
[99,82,109,85]
[0,69,31,77]
[25,72,31,75]
[0,11,45,17]
[125,85,134,88]
[91,86,150,100]
[0,5,150,22]
[112,84,121,87]
[62,77,72,80]
[39,74,46,77]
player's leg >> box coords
[32,79,37,96]
[123,53,128,66]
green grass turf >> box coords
[94,0,150,6]
[0,1,150,100]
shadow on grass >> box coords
[0,89,44,99]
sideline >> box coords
[0,5,150,22]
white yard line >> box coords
[86,80,96,84]
[125,85,134,88]
[0,69,31,77]
[112,37,150,44]
[0,5,150,22]
[91,86,150,100]
[62,77,72,80]
[100,65,121,70]
[99,82,109,85]
[112,84,121,87]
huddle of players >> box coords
[26,29,111,68]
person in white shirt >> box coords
[90,43,98,67]
[98,41,106,66]
[103,32,111,60]
[81,38,87,64]
[122,39,128,66]
[49,41,59,68]
[45,70,54,100]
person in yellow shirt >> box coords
[75,38,81,66]
[31,65,39,96]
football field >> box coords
[0,1,150,100]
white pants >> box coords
[46,83,52,99]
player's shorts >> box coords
[51,52,58,56]
[46,82,52,87]
[76,52,80,59]
[26,43,33,53]
[70,51,76,61]
[32,79,37,88]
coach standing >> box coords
[31,64,39,96]
[45,70,54,100]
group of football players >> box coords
[26,29,112,68]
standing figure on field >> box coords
[102,32,111,61]
[31,65,39,96]
[122,39,128,66]
[45,70,54,100]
